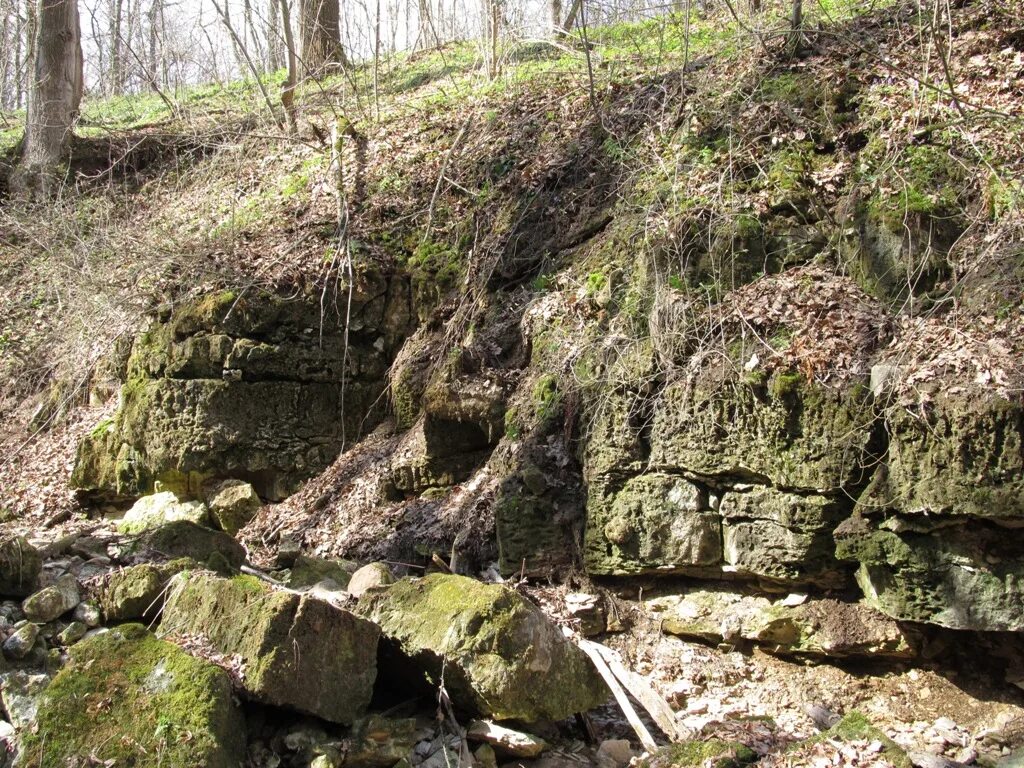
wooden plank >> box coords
[577,639,659,752]
[589,641,688,742]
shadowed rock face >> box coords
[72,277,413,502]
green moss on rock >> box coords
[642,739,756,768]
[20,624,245,768]
[161,571,379,724]
[357,574,607,722]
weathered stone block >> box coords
[357,574,607,722]
[162,572,379,724]
[585,474,720,576]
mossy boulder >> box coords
[357,574,607,722]
[161,572,379,724]
[22,575,79,624]
[71,287,412,502]
[117,490,210,534]
[18,623,245,768]
[287,554,357,590]
[99,559,195,622]
[128,520,246,571]
[205,479,262,536]
[0,537,41,598]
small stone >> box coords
[57,621,88,646]
[205,479,262,536]
[22,575,80,623]
[348,562,395,598]
[597,739,635,768]
[347,714,418,768]
[467,720,548,758]
[72,601,102,628]
[565,593,606,637]
[2,622,40,659]
[474,744,498,768]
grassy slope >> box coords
[0,0,1022,523]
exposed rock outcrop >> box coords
[72,282,413,502]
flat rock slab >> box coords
[647,589,917,660]
[162,571,379,724]
[17,624,245,768]
[358,574,608,722]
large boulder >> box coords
[117,490,209,534]
[98,560,195,622]
[71,285,412,502]
[161,572,379,724]
[0,537,41,598]
[357,574,607,722]
[126,520,246,571]
[16,624,245,768]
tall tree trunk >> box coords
[109,0,123,93]
[267,0,283,71]
[278,0,297,130]
[12,0,82,200]
[146,0,158,89]
[299,0,346,76]
[417,0,432,49]
[549,0,561,36]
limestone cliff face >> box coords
[72,274,413,502]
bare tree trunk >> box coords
[299,0,347,77]
[786,0,803,57]
[12,0,83,200]
[549,0,561,36]
[562,0,582,34]
[146,0,159,90]
[278,0,297,130]
[267,0,283,71]
[417,0,432,49]
[109,0,123,93]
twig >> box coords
[422,114,473,245]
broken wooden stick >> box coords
[577,638,659,753]
[589,641,689,742]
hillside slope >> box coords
[2,0,1024,762]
